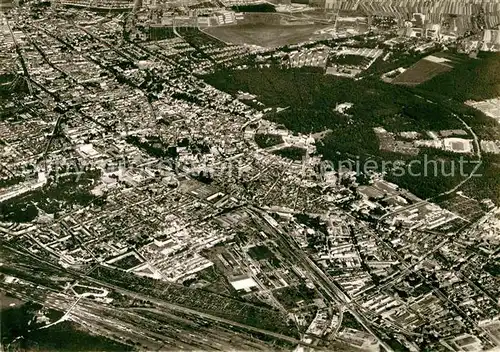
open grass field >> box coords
[392,57,453,86]
[203,23,330,48]
[0,0,12,11]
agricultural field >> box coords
[0,0,13,11]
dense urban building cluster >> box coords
[1,0,500,351]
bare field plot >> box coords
[203,24,328,48]
[392,57,453,86]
